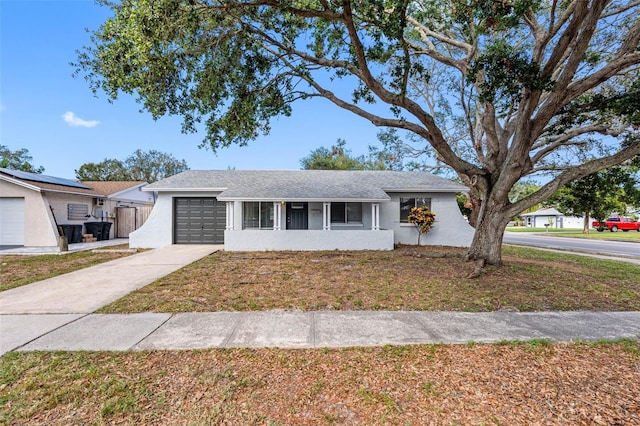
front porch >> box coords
[223,200,393,251]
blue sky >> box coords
[0,0,382,179]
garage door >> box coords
[174,198,225,244]
[0,198,25,246]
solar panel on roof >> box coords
[0,168,92,189]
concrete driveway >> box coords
[0,245,220,314]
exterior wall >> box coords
[131,190,474,249]
[47,192,95,227]
[111,186,156,204]
[382,192,474,247]
[308,202,323,230]
[525,215,584,229]
[130,191,222,248]
[561,216,585,228]
[0,180,58,246]
[224,229,394,251]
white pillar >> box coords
[226,201,235,230]
[372,203,380,230]
[323,202,331,230]
[273,202,282,230]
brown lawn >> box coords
[99,245,640,313]
[1,342,638,425]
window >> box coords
[400,197,431,223]
[67,203,89,221]
[331,202,362,224]
[243,202,274,229]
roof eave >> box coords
[0,174,42,192]
[217,197,391,202]
[143,187,227,192]
[383,187,466,193]
[108,183,149,198]
[42,188,107,197]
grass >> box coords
[507,227,640,241]
[3,245,639,424]
[0,247,138,292]
[98,245,640,313]
[1,341,638,425]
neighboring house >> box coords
[521,207,584,229]
[130,170,475,250]
[79,181,156,239]
[0,168,154,248]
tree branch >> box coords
[508,142,640,217]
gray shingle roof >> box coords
[145,170,467,201]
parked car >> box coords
[592,216,640,232]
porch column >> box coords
[226,201,235,230]
[371,203,380,230]
[323,202,331,230]
[273,202,282,230]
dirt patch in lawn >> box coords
[2,341,638,425]
[99,245,640,313]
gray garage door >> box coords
[174,198,225,244]
[0,198,25,246]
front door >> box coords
[286,202,308,230]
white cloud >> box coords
[62,111,99,128]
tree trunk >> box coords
[583,212,590,234]
[464,203,512,277]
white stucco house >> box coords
[0,168,154,248]
[521,207,584,229]
[130,170,475,251]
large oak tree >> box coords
[76,0,640,267]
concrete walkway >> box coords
[0,244,220,314]
[2,311,638,355]
[1,245,639,355]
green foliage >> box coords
[452,0,541,32]
[456,193,473,217]
[509,181,543,214]
[467,39,554,106]
[75,159,128,181]
[407,206,436,235]
[300,138,401,171]
[0,145,44,173]
[75,149,188,182]
[300,139,368,170]
[550,166,640,223]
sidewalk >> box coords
[1,311,638,355]
[1,245,639,356]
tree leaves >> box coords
[0,145,44,174]
[74,149,188,182]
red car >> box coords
[592,216,640,232]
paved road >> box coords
[503,232,640,258]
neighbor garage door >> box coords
[0,198,25,246]
[174,197,225,244]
